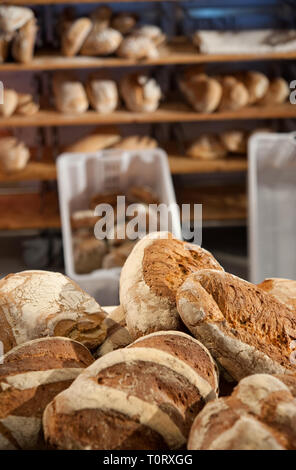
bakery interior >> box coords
[0,0,296,452]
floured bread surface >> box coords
[257,278,296,314]
[95,306,132,358]
[0,337,93,450]
[188,373,296,450]
[120,232,223,339]
[0,270,107,353]
[43,331,218,450]
[177,270,296,380]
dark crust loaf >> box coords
[43,331,218,450]
[188,374,296,450]
[177,270,296,380]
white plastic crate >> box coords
[248,132,296,284]
[57,148,182,305]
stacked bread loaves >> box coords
[0,6,37,63]
[0,337,94,449]
[43,331,218,450]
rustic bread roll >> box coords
[53,73,88,114]
[95,305,132,357]
[177,269,296,381]
[117,35,158,59]
[65,126,121,152]
[111,13,137,35]
[218,76,249,111]
[180,74,222,113]
[0,337,94,450]
[133,25,166,47]
[0,89,18,117]
[112,135,157,150]
[186,133,227,160]
[188,374,296,450]
[80,27,122,56]
[71,209,101,230]
[0,137,30,173]
[259,77,289,105]
[257,278,296,313]
[11,18,37,64]
[0,270,107,353]
[240,71,269,105]
[120,72,161,112]
[73,236,107,274]
[86,76,118,113]
[120,232,223,339]
[219,130,247,154]
[0,37,9,63]
[61,18,92,57]
[43,331,218,450]
[0,6,33,34]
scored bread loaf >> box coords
[186,134,227,160]
[257,278,296,313]
[86,75,118,113]
[53,73,89,114]
[180,73,222,113]
[259,77,289,105]
[43,330,218,450]
[11,17,37,64]
[218,76,249,111]
[117,35,159,59]
[61,17,92,57]
[176,269,296,381]
[239,71,269,104]
[0,337,94,450]
[95,305,132,357]
[120,72,161,112]
[188,374,296,450]
[0,137,30,173]
[80,27,122,56]
[0,270,107,353]
[120,232,223,339]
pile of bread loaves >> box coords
[1,231,296,450]
[60,5,165,60]
[71,186,159,274]
[180,68,290,113]
[53,71,162,114]
[0,6,37,64]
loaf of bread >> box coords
[65,126,121,152]
[112,135,157,150]
[53,73,89,114]
[86,75,118,113]
[259,77,289,105]
[117,35,158,59]
[95,305,132,357]
[180,73,222,113]
[16,100,39,116]
[219,130,247,154]
[0,270,107,353]
[187,134,227,160]
[188,374,296,450]
[218,76,249,111]
[80,27,122,56]
[176,269,296,381]
[0,137,30,173]
[0,89,18,117]
[0,6,33,34]
[120,72,161,112]
[111,13,137,35]
[74,236,107,274]
[120,232,223,339]
[257,278,296,313]
[43,331,218,449]
[61,18,92,57]
[240,71,269,104]
[11,17,37,63]
[0,337,94,450]
[133,25,166,47]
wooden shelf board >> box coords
[0,162,57,183]
[169,155,247,174]
[9,0,175,3]
[2,42,296,71]
[0,103,295,128]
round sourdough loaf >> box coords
[257,278,296,314]
[0,270,107,353]
[43,330,218,450]
[176,269,296,381]
[0,337,93,450]
[188,374,296,450]
[120,232,223,339]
